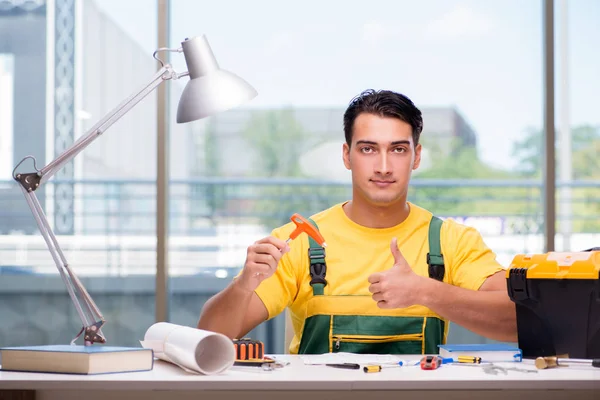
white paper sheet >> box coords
[300,352,406,365]
[141,322,235,375]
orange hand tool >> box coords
[287,213,327,247]
[254,213,327,277]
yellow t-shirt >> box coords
[254,201,504,354]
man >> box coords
[198,89,517,354]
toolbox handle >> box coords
[507,268,533,302]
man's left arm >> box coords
[369,230,518,343]
[417,271,517,342]
[418,220,517,342]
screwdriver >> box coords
[457,356,482,364]
[535,356,600,369]
[326,363,360,370]
[363,361,404,373]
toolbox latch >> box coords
[507,268,530,301]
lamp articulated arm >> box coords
[11,34,257,346]
[12,49,185,346]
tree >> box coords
[202,118,225,224]
[241,108,321,227]
[203,117,221,177]
[511,127,543,178]
[412,138,525,219]
[512,124,600,179]
[511,124,600,232]
[187,118,226,226]
[570,125,600,179]
[242,108,306,177]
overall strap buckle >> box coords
[308,247,327,286]
[427,216,445,282]
[306,217,327,296]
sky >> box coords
[94,0,600,172]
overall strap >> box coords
[427,216,445,282]
[307,217,327,295]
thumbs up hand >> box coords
[367,238,428,309]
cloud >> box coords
[360,20,403,45]
[362,21,388,43]
[426,5,494,38]
[264,31,296,54]
[264,24,339,54]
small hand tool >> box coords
[287,213,327,247]
[363,361,404,373]
[420,355,443,370]
[326,363,360,370]
[535,356,600,369]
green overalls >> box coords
[297,216,448,354]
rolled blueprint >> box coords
[141,322,235,375]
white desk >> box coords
[0,355,599,400]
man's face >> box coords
[343,113,421,206]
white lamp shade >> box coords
[176,35,257,123]
[176,69,257,123]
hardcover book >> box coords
[0,345,154,375]
[438,343,522,362]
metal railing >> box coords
[0,178,598,276]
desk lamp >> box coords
[11,35,257,346]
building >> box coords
[194,106,479,179]
[0,0,196,235]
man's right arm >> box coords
[197,279,269,339]
[197,236,290,339]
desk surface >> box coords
[0,355,599,392]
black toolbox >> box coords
[507,250,600,359]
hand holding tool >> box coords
[253,213,327,277]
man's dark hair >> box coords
[343,89,423,147]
